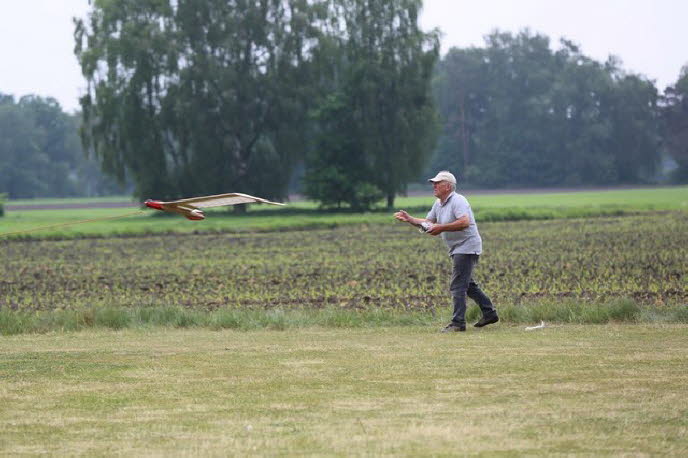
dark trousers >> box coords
[450,254,496,326]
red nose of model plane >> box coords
[145,199,164,210]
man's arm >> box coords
[427,214,469,236]
[394,210,434,228]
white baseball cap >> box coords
[428,170,456,185]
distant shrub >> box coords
[351,182,384,211]
[94,307,131,329]
[606,298,641,322]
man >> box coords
[394,171,498,332]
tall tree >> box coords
[606,71,660,183]
[661,65,688,182]
[431,47,487,180]
[0,97,50,198]
[305,0,439,209]
[75,0,313,202]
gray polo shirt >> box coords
[426,192,483,256]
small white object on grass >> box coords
[525,321,545,331]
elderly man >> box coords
[394,171,498,332]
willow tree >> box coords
[75,0,313,201]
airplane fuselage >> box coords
[144,200,205,220]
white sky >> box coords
[0,0,686,113]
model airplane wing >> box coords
[167,193,285,209]
[144,192,285,220]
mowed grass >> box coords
[6,186,687,209]
[2,188,687,455]
[1,325,686,455]
[2,186,687,239]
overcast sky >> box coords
[1,0,686,113]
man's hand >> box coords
[428,224,444,236]
[394,210,412,223]
[428,216,469,235]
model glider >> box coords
[144,193,285,220]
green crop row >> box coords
[1,211,686,334]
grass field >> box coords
[1,187,687,454]
[1,325,687,455]
[2,186,687,239]
[5,186,688,209]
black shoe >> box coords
[474,315,499,328]
[441,323,466,333]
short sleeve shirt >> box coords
[426,192,483,256]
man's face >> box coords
[432,181,451,199]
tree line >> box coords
[0,94,124,199]
[74,0,438,210]
[428,30,686,188]
[2,2,687,206]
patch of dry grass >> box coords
[1,325,687,455]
